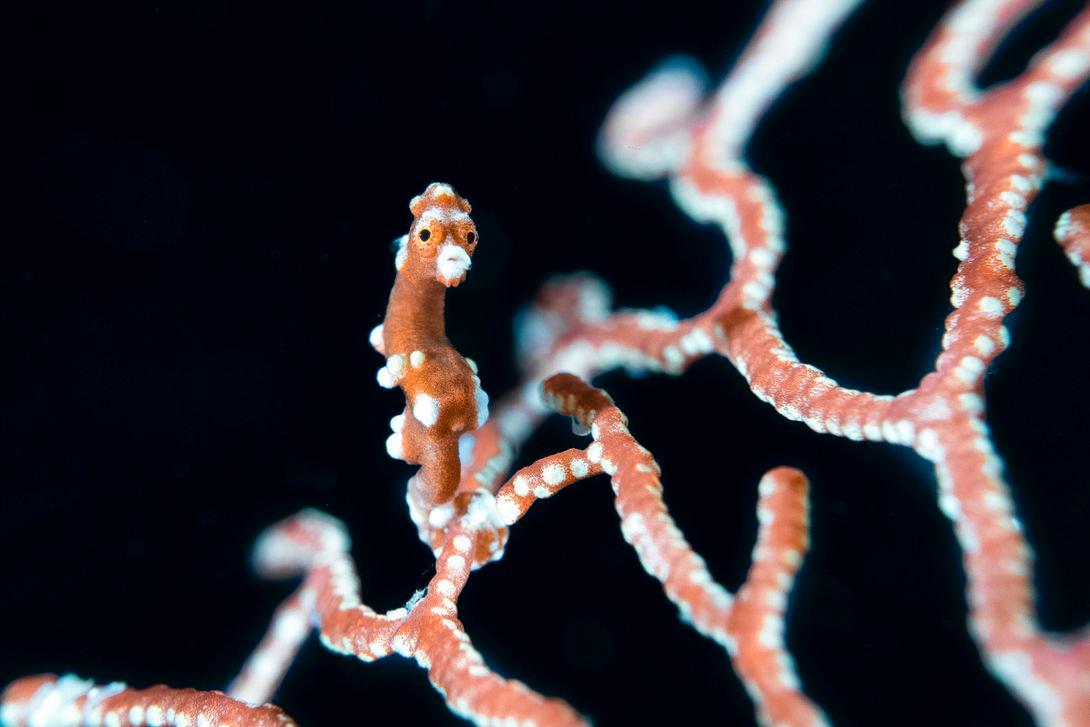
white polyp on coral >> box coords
[465,491,506,532]
[428,503,455,529]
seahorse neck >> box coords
[385,271,448,353]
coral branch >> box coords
[591,0,1090,723]
[494,448,603,526]
[902,7,1090,725]
[227,590,309,707]
[542,373,822,727]
[232,366,823,726]
[588,0,903,438]
[411,521,585,727]
[1,674,295,727]
[729,469,817,727]
[246,507,586,726]
[1056,205,1090,288]
[249,509,409,665]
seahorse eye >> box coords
[419,228,432,242]
[466,232,476,245]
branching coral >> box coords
[4,0,1089,725]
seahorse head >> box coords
[398,182,478,287]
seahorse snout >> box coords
[437,244,472,286]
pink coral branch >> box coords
[227,590,309,707]
[493,448,603,526]
[588,0,1090,723]
[235,365,823,726]
[541,373,822,727]
[1,674,295,727]
[1056,205,1090,288]
[244,507,586,726]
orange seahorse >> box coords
[370,183,488,524]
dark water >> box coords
[6,1,1089,725]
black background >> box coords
[6,1,1090,725]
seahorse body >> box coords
[372,183,488,512]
